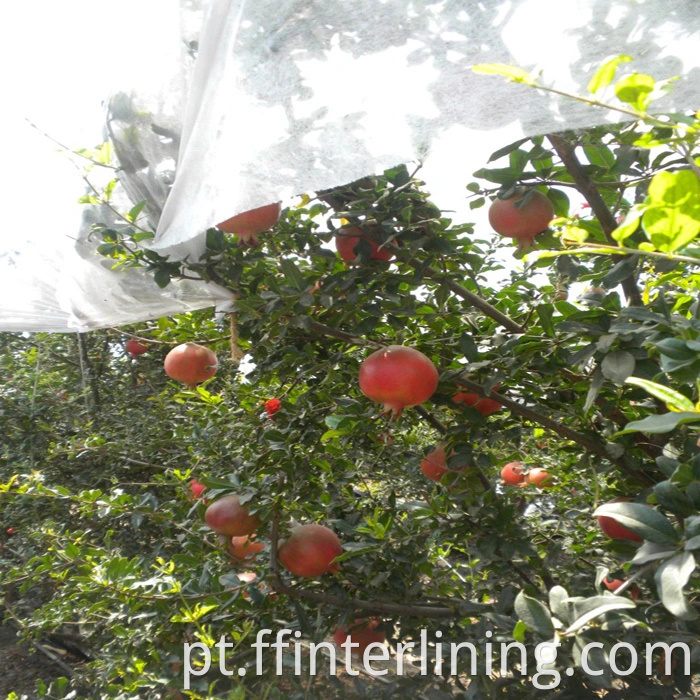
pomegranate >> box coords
[189,478,207,500]
[204,495,261,537]
[335,227,395,262]
[228,535,264,562]
[602,576,640,600]
[359,345,439,418]
[420,443,468,483]
[500,461,525,486]
[597,513,643,542]
[278,524,342,578]
[453,391,502,417]
[164,343,217,388]
[488,189,554,249]
[217,202,282,246]
[333,618,386,656]
[125,338,148,357]
[526,468,554,489]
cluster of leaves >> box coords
[1,63,700,699]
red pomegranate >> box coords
[602,576,640,600]
[597,507,643,543]
[125,338,148,357]
[335,227,395,262]
[204,495,261,537]
[278,524,343,578]
[217,202,282,245]
[359,345,439,418]
[453,391,502,417]
[526,468,554,489]
[228,535,264,562]
[500,461,525,486]
[420,443,468,483]
[488,189,554,249]
[333,618,386,656]
[164,343,217,388]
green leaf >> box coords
[512,619,527,643]
[593,502,678,545]
[488,137,531,162]
[611,206,645,244]
[587,55,633,94]
[613,411,700,436]
[653,481,696,517]
[614,73,656,111]
[631,541,676,565]
[655,552,698,620]
[536,304,554,337]
[280,258,305,290]
[153,269,171,288]
[601,351,635,385]
[127,200,147,222]
[583,366,604,415]
[643,170,700,252]
[472,64,536,85]
[514,591,555,637]
[684,534,700,551]
[548,586,570,625]
[624,377,696,412]
[565,595,637,634]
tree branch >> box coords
[547,134,643,307]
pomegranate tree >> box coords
[204,495,261,537]
[359,345,439,418]
[488,188,554,249]
[217,202,282,246]
[335,226,395,262]
[277,524,342,578]
[164,343,217,388]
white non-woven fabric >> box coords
[2,0,699,332]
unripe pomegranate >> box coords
[335,227,395,262]
[359,345,439,418]
[217,202,282,246]
[453,391,502,417]
[125,338,148,357]
[488,189,554,249]
[228,535,264,562]
[597,511,643,542]
[164,343,217,388]
[500,461,525,486]
[602,576,640,600]
[526,468,554,489]
[278,524,343,578]
[333,618,386,656]
[420,443,468,483]
[204,495,261,537]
